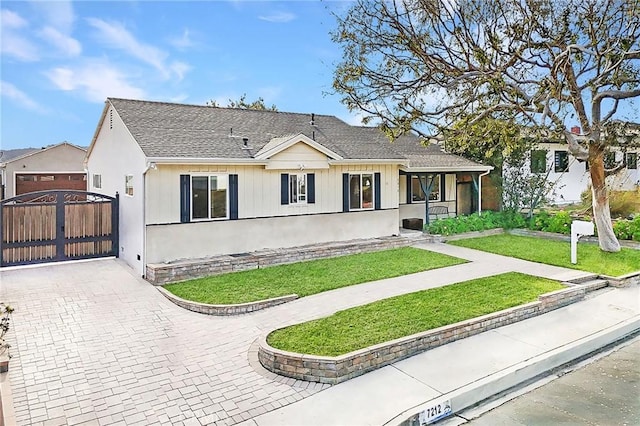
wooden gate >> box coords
[1,190,119,267]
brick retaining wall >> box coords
[156,287,298,315]
[146,234,430,285]
[258,281,605,384]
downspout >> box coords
[478,169,491,215]
[142,162,156,278]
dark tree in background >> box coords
[332,0,640,251]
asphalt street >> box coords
[461,335,640,426]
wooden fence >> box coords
[1,191,118,267]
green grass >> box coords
[164,247,465,304]
[451,234,640,276]
[267,272,563,356]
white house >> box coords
[523,128,639,205]
[85,98,491,277]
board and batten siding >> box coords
[86,105,148,276]
[145,163,399,224]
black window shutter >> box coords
[439,173,446,202]
[342,173,349,212]
[229,174,238,220]
[374,172,381,210]
[281,174,289,205]
[180,174,191,223]
[307,173,315,204]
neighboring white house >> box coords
[0,142,87,200]
[85,98,491,277]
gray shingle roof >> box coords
[107,98,489,170]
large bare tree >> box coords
[332,0,640,251]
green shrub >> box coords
[528,210,573,235]
[611,215,640,241]
[424,211,526,236]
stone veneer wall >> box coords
[258,281,607,384]
[146,234,429,285]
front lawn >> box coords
[267,272,563,356]
[164,247,465,304]
[450,234,640,276]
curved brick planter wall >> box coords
[157,287,298,315]
[258,282,607,384]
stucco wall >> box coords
[145,209,399,264]
[86,106,147,276]
[3,144,86,199]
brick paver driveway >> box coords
[1,246,588,425]
[2,260,327,426]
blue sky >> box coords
[1,0,358,150]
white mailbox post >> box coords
[571,220,595,264]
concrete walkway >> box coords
[1,242,638,425]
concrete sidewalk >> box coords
[241,252,640,426]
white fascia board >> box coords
[146,157,269,166]
[328,159,404,165]
[400,165,494,173]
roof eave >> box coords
[146,157,269,166]
[400,165,494,173]
[328,159,404,165]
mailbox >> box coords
[571,220,594,236]
[571,220,595,264]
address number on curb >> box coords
[418,399,452,425]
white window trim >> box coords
[349,173,374,211]
[125,174,134,197]
[289,173,307,205]
[93,174,102,189]
[190,173,230,221]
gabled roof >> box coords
[255,133,343,160]
[1,142,85,165]
[0,148,39,164]
[95,98,491,172]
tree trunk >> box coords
[589,148,621,252]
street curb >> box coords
[386,315,640,426]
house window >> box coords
[191,175,228,220]
[531,150,547,173]
[289,173,307,204]
[627,153,638,170]
[125,175,134,196]
[604,151,617,169]
[349,173,374,210]
[554,151,569,173]
[411,176,425,202]
[93,174,102,189]
[412,175,441,201]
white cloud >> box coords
[45,61,146,103]
[258,11,296,23]
[31,0,75,33]
[39,26,81,57]
[0,9,39,61]
[0,80,45,112]
[169,29,194,50]
[1,9,27,28]
[87,17,187,81]
[170,61,191,82]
